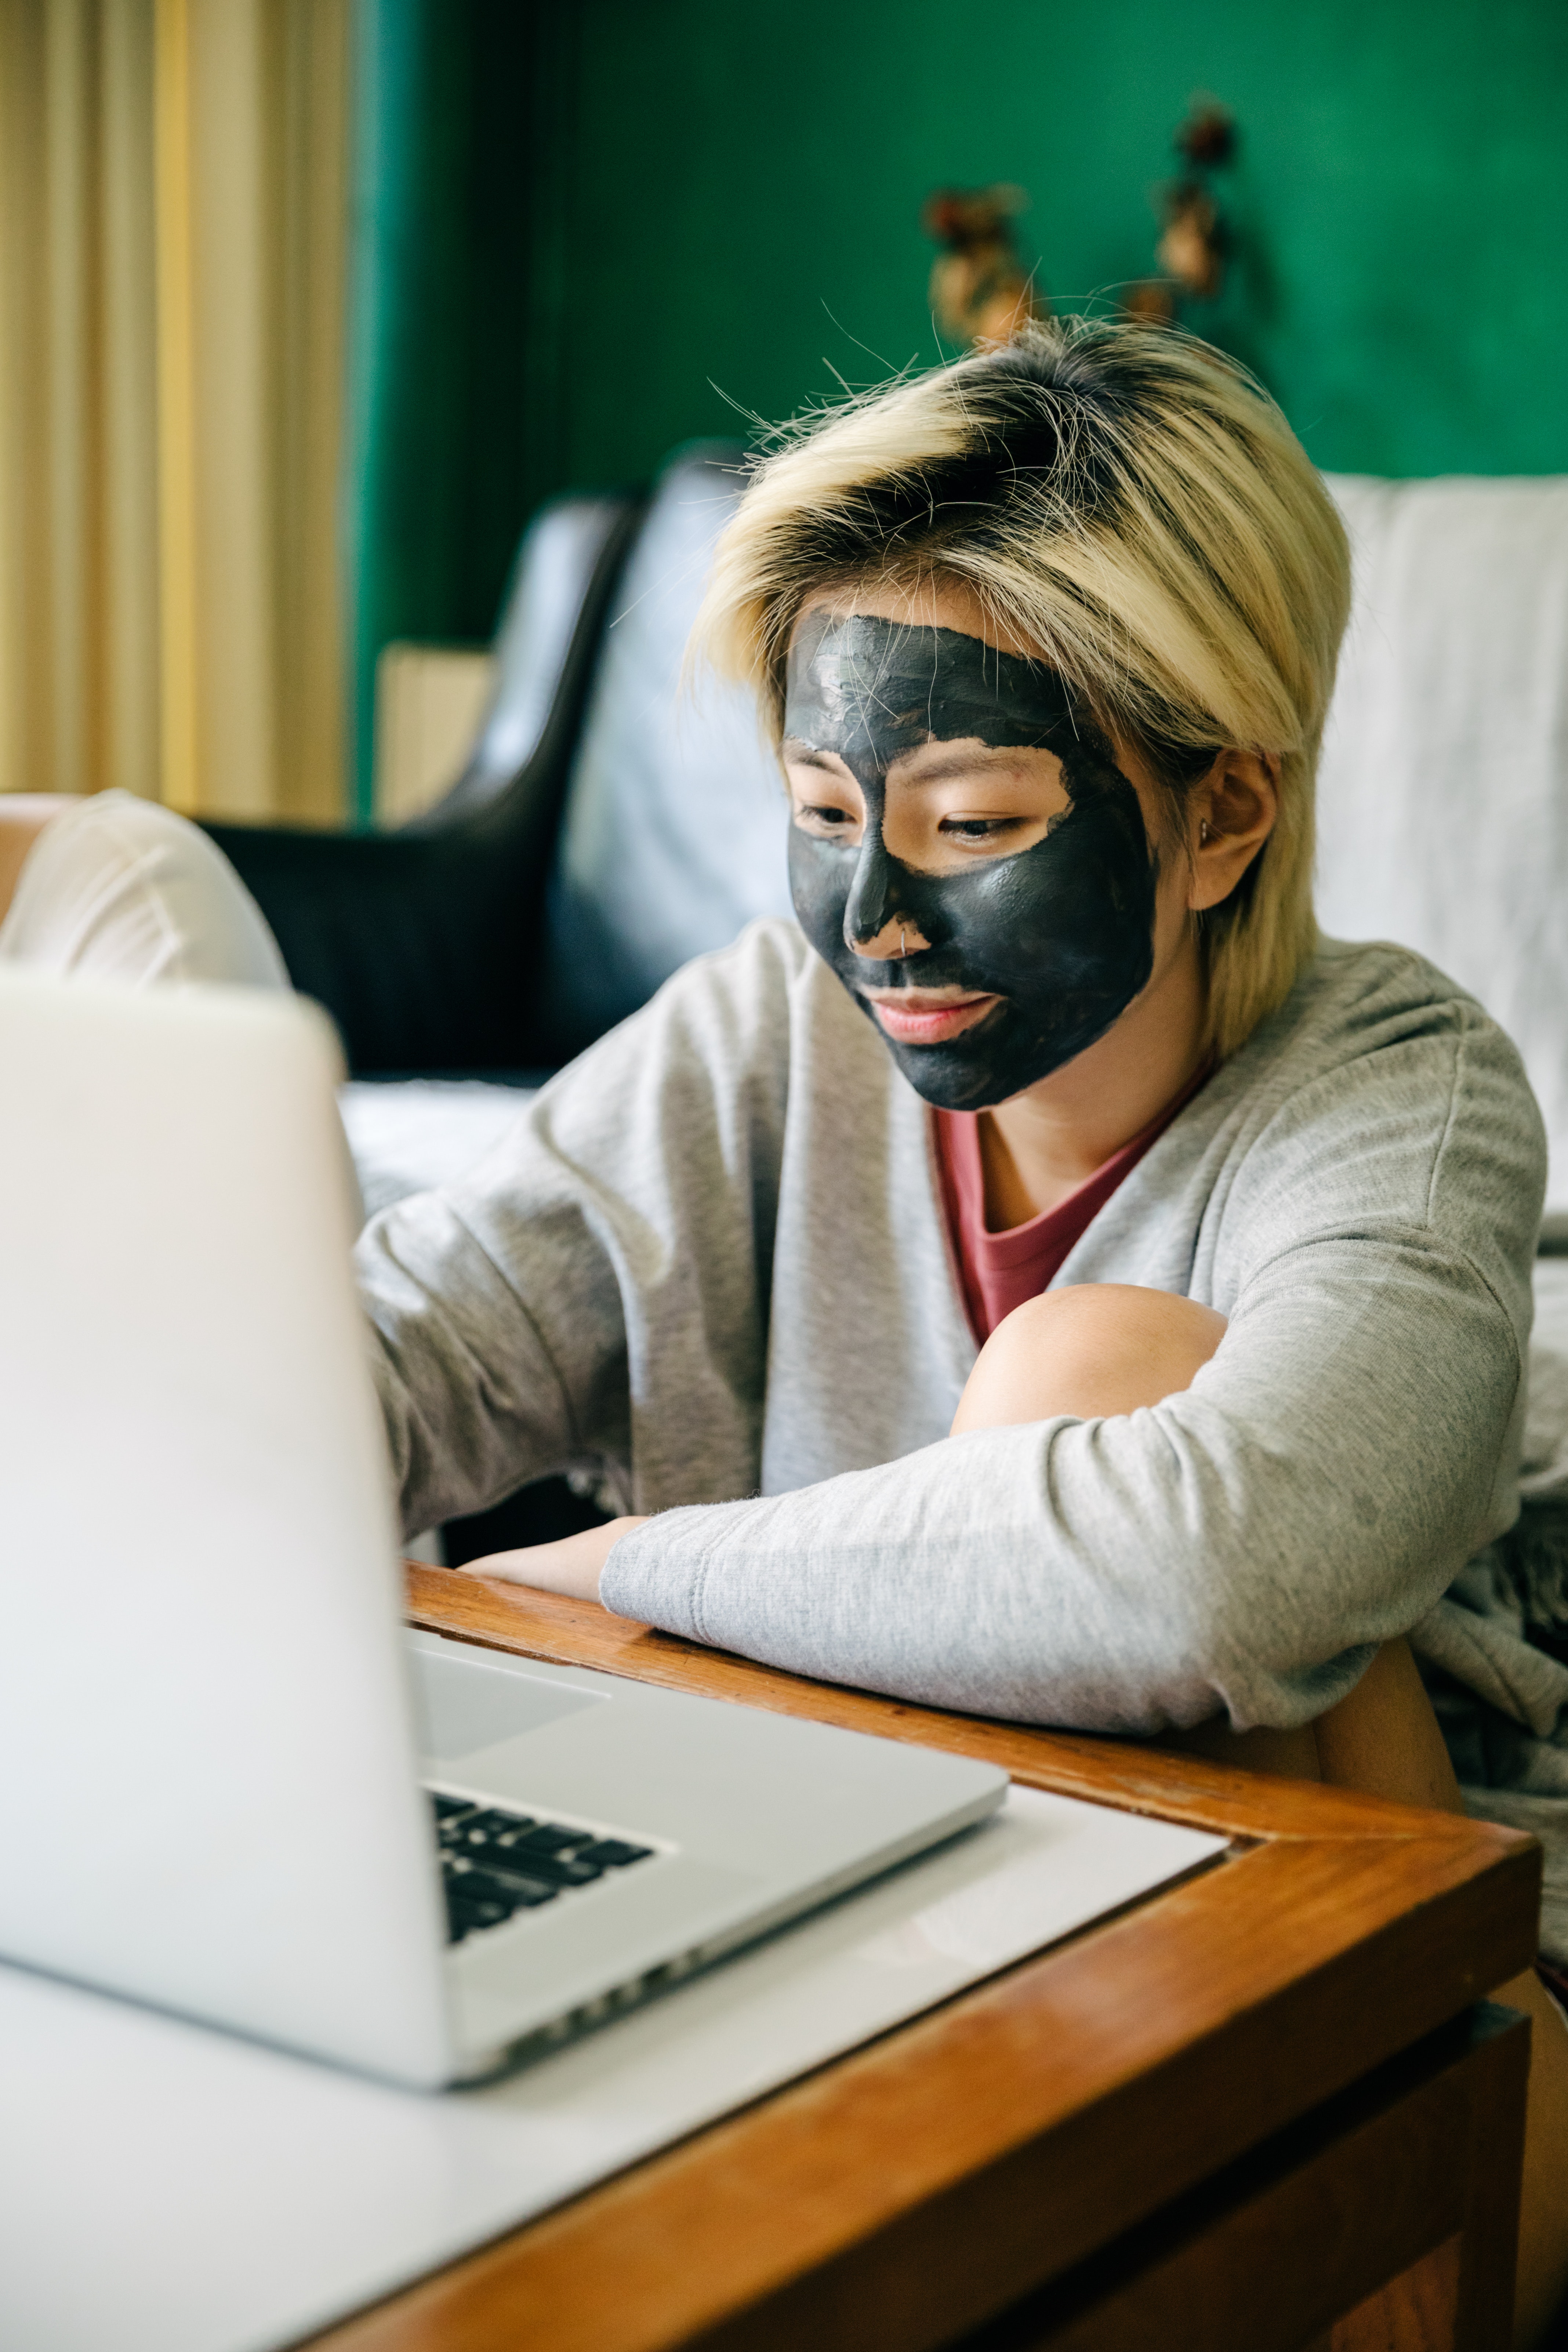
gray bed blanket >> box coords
[1415,1259,1568,1964]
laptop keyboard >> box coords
[430,1792,654,1945]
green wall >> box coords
[547,0,1567,487]
[346,1,564,820]
[346,0,1567,818]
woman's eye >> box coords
[796,802,857,833]
[939,816,1022,845]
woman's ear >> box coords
[1187,750,1278,912]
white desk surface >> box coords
[0,1787,1226,2352]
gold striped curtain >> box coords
[0,0,350,823]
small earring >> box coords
[1199,820,1212,846]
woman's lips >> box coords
[865,991,1000,1045]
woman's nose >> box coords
[843,832,931,961]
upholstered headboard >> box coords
[1318,476,1568,1212]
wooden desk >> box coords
[312,1568,1541,2352]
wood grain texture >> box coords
[1452,1989,1532,2350]
[951,2011,1522,2352]
[297,1568,1546,2352]
[1335,2237,1463,2352]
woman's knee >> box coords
[951,1283,1227,1433]
[1311,1637,1465,1814]
[0,793,286,990]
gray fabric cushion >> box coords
[540,443,793,1056]
[1317,475,1568,1209]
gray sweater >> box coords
[358,919,1545,1736]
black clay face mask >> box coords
[784,610,1159,1111]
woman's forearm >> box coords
[461,1517,648,1603]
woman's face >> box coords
[782,578,1199,1112]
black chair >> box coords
[203,491,643,1078]
[203,442,791,1079]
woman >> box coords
[355,320,1565,2341]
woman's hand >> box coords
[459,1516,649,1605]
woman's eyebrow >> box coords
[887,743,1055,785]
[781,740,838,771]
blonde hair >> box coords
[693,317,1351,1060]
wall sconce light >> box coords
[1125,98,1237,325]
[923,183,1049,348]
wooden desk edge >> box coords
[404,1564,1538,1852]
[316,1565,1543,2352]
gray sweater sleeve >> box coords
[602,989,1546,1735]
[356,926,793,1535]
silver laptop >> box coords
[0,972,1004,2088]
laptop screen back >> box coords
[0,974,454,2086]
